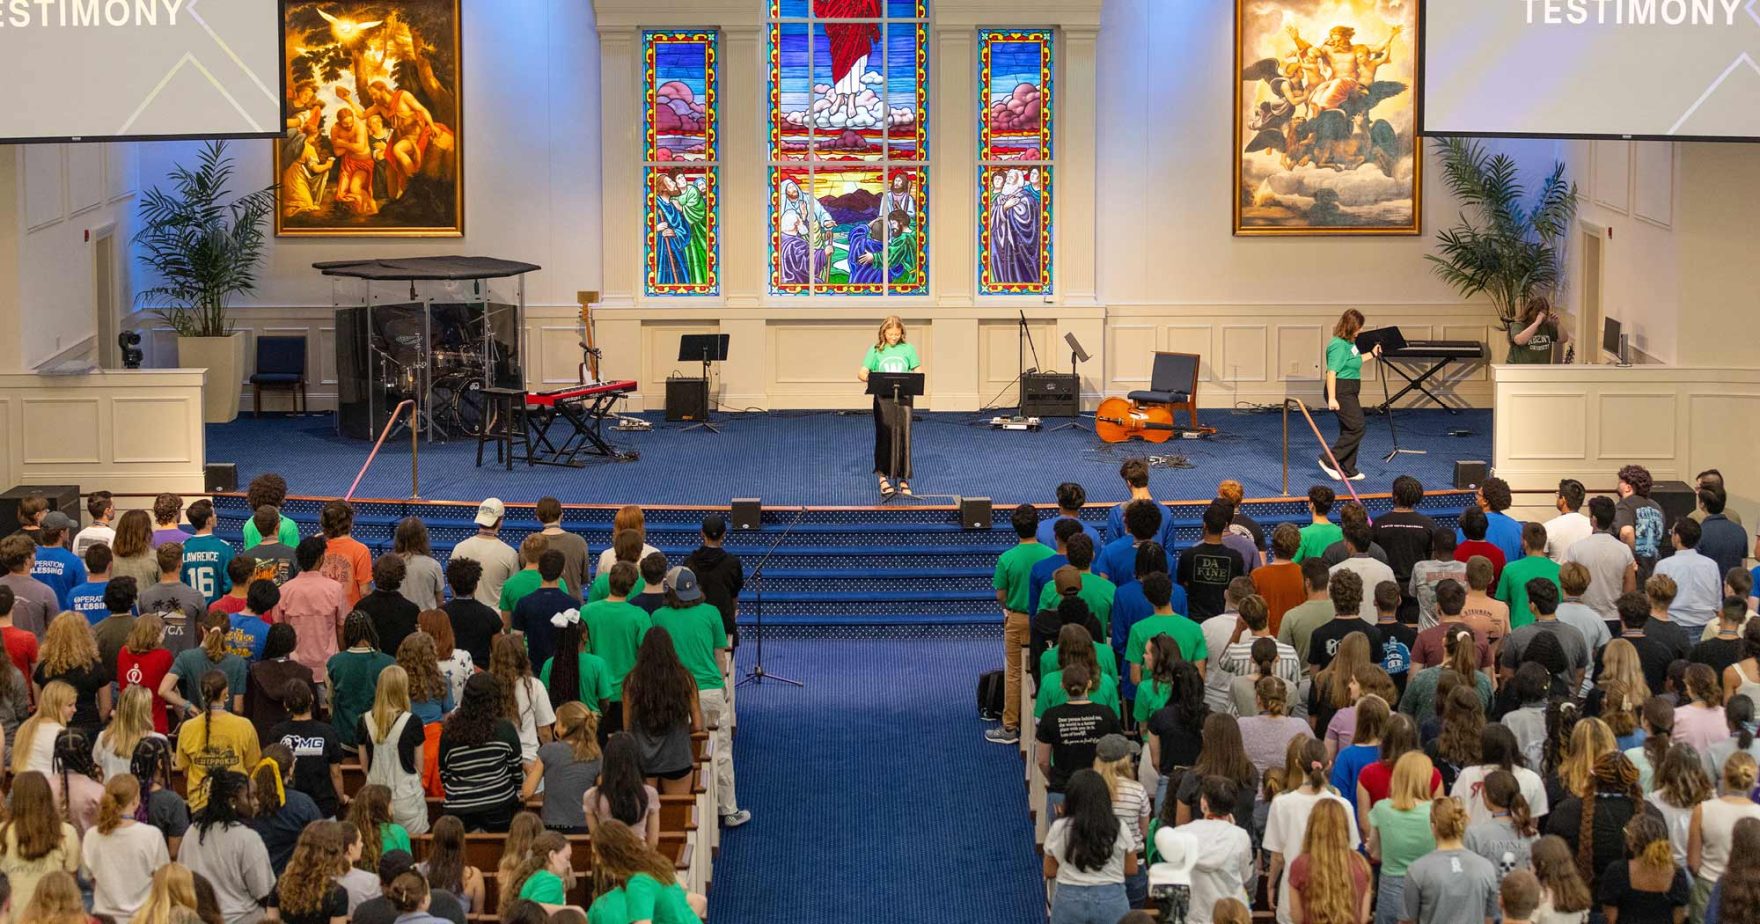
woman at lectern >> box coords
[1508,296,1569,364]
[1323,309,1378,482]
[857,315,921,498]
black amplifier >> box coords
[1020,372,1079,418]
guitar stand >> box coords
[1379,365,1426,463]
[1047,415,1092,433]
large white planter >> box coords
[177,333,247,424]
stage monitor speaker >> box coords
[205,463,238,493]
[666,377,709,422]
[958,496,992,530]
[730,498,761,531]
[0,484,80,531]
[1651,480,1697,534]
[1021,372,1079,418]
[1454,461,1489,491]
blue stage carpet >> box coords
[206,408,1492,506]
[711,630,1042,924]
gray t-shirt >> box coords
[1499,620,1591,674]
[1403,848,1498,924]
[0,574,59,636]
[176,822,275,924]
[1463,817,1537,882]
[535,741,602,829]
[398,554,446,611]
[1564,533,1637,621]
[541,530,592,603]
[448,536,520,608]
[139,582,206,653]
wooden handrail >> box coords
[345,399,419,501]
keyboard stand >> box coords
[527,391,627,466]
[1374,355,1466,414]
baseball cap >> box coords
[474,498,505,527]
[377,849,416,884]
[1053,565,1082,597]
[40,511,75,530]
[1096,733,1140,762]
[665,566,704,602]
[701,513,726,540]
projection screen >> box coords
[1421,0,1760,140]
[0,0,281,142]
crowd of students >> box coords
[1001,462,1760,924]
[0,475,752,924]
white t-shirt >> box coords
[513,676,557,762]
[438,650,474,708]
[597,543,662,577]
[1180,817,1255,924]
[1263,788,1360,924]
[1545,512,1594,562]
[1450,764,1550,830]
[94,731,169,783]
[1331,557,1398,622]
[73,524,115,557]
[449,536,521,608]
[1201,613,1241,711]
[1045,816,1131,886]
[22,721,63,776]
[82,821,170,918]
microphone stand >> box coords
[737,506,809,688]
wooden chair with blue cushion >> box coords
[249,336,307,417]
[1126,351,1205,432]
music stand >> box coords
[1355,327,1425,463]
[866,372,925,503]
[677,334,730,433]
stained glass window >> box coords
[644,31,720,296]
[767,1,928,296]
[978,29,1053,295]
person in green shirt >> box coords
[326,612,395,748]
[241,473,301,550]
[1507,297,1566,364]
[990,505,1056,745]
[509,831,575,912]
[588,818,707,923]
[583,562,653,731]
[857,314,922,497]
[1294,485,1345,563]
[501,534,572,621]
[540,616,614,714]
[1124,572,1207,683]
[1035,624,1121,719]
[1495,522,1561,630]
[1132,633,1181,725]
[589,530,647,604]
[653,566,750,828]
[1277,559,1338,665]
[1035,535,1116,635]
[1322,308,1379,481]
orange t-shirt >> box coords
[321,535,374,607]
[1251,561,1306,637]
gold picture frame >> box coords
[275,0,464,237]
[1233,0,1420,236]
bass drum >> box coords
[430,375,487,438]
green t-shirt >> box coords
[584,600,652,700]
[588,572,647,604]
[241,513,299,551]
[1040,645,1119,682]
[652,603,729,691]
[1035,673,1121,719]
[1293,522,1343,563]
[1367,800,1436,876]
[325,648,394,747]
[1132,677,1173,725]
[623,872,700,924]
[1507,320,1557,364]
[539,650,615,712]
[862,342,921,374]
[379,822,410,858]
[499,569,571,612]
[1326,336,1362,380]
[1124,613,1207,666]
[586,889,629,924]
[1495,554,1561,630]
[518,869,568,905]
[994,542,1056,614]
[1035,572,1117,635]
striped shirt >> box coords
[1111,777,1151,852]
[438,719,522,818]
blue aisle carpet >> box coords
[206,408,1492,506]
[711,631,1042,924]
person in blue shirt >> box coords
[225,579,279,660]
[1036,482,1102,549]
[179,499,235,605]
[1104,458,1175,547]
[1028,519,1084,622]
[29,512,86,610]
[1456,477,1525,564]
[67,543,114,625]
[1098,500,1171,587]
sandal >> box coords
[898,481,913,496]
[879,476,896,498]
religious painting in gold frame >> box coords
[1234,0,1420,236]
[276,0,463,237]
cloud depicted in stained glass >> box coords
[988,83,1042,132]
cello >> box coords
[1095,396,1179,444]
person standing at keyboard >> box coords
[1323,309,1378,483]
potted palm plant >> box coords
[134,140,276,423]
[1426,137,1580,344]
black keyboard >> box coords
[1389,340,1486,360]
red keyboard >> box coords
[526,380,636,408]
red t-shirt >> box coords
[116,647,175,732]
[1,626,38,688]
[322,536,373,607]
[1356,758,1445,807]
[210,595,248,616]
[1454,541,1507,584]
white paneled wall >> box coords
[0,370,206,495]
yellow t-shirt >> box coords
[174,711,260,809]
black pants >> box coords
[1330,377,1364,475]
[873,395,913,480]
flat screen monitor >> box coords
[1603,317,1623,358]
